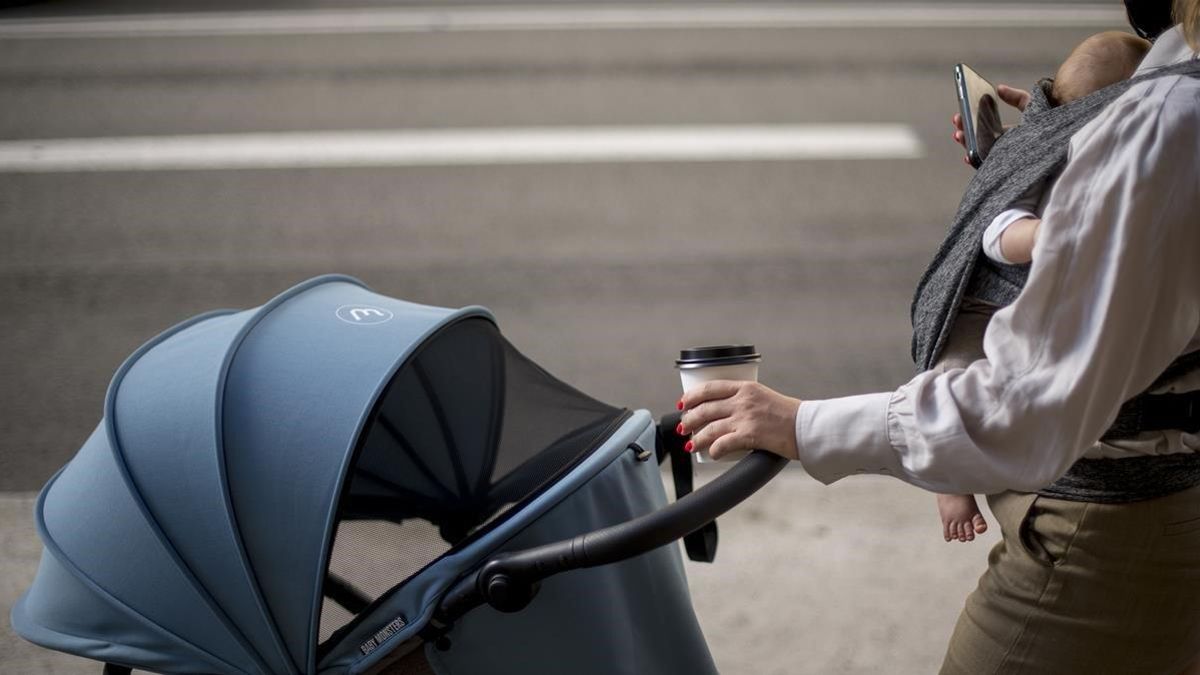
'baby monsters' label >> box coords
[359,616,408,656]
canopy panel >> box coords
[220,279,485,672]
[14,276,498,673]
[35,424,262,674]
[115,308,293,674]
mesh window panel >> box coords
[318,317,624,647]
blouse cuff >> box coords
[794,392,900,484]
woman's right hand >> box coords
[951,84,1032,166]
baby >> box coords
[937,31,1151,543]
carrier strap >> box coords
[1037,452,1200,503]
[1102,390,1200,440]
[658,412,718,563]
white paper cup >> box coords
[676,345,761,463]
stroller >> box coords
[11,275,785,674]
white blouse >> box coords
[794,26,1200,495]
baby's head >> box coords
[1051,31,1152,105]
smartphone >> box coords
[954,63,1004,168]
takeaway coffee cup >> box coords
[676,345,761,463]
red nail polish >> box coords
[684,441,694,452]
[676,423,685,435]
[677,400,684,410]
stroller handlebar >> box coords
[436,442,788,621]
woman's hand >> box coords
[951,84,1031,166]
[678,381,802,461]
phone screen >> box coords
[955,64,1003,168]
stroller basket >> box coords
[12,275,784,675]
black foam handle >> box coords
[437,446,787,620]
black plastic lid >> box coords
[675,344,761,368]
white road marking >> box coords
[0,125,924,172]
[0,4,1126,39]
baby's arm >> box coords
[1000,217,1041,264]
[982,210,1040,264]
[981,176,1049,264]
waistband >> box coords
[1037,452,1200,504]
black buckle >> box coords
[1140,391,1200,435]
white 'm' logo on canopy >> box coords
[336,305,394,325]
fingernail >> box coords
[676,422,685,435]
[684,441,694,453]
[676,400,684,410]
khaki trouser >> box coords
[941,486,1200,674]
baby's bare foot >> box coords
[936,494,989,543]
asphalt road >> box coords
[0,4,1130,674]
[0,6,1121,491]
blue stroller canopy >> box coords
[12,275,651,674]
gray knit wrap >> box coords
[909,62,1200,503]
[910,60,1200,373]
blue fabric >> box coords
[38,424,257,672]
[116,309,294,674]
[12,276,493,673]
[12,545,226,674]
[424,418,717,675]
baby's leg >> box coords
[936,494,989,542]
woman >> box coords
[679,1,1200,672]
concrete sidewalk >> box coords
[1,471,999,674]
